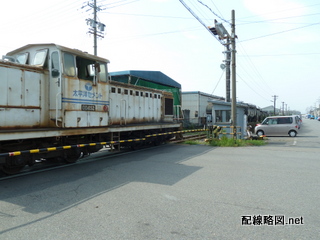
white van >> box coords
[255,116,299,137]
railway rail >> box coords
[169,133,207,143]
[0,129,207,179]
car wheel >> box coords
[256,130,264,137]
[288,130,297,137]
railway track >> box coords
[169,133,207,143]
[0,132,207,180]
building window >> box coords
[215,110,231,122]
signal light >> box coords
[208,27,218,35]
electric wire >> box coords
[238,52,320,57]
[0,0,83,34]
[236,73,271,103]
[99,0,140,9]
[237,12,320,25]
[102,11,194,20]
[239,21,320,42]
[107,26,202,42]
[237,42,275,95]
[178,0,224,44]
[186,0,214,26]
[196,0,230,24]
[211,69,225,95]
[236,2,320,22]
[209,0,225,20]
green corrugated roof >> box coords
[109,70,181,89]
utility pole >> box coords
[231,10,237,139]
[93,0,97,56]
[225,39,231,102]
[272,95,278,115]
[282,102,285,115]
[285,104,287,115]
[84,0,106,55]
[208,11,237,138]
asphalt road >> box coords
[0,119,319,240]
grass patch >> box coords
[183,136,266,147]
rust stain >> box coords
[0,61,45,72]
[0,105,40,109]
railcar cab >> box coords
[6,44,110,128]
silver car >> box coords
[255,116,299,137]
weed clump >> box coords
[183,136,266,147]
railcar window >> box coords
[51,51,60,78]
[99,63,108,82]
[111,87,116,93]
[136,91,139,96]
[64,53,76,76]
[75,57,107,82]
[124,89,128,95]
[51,52,60,70]
[158,95,160,99]
[165,98,174,115]
[17,52,29,64]
[146,93,149,97]
[76,57,95,80]
[140,92,143,97]
[130,90,133,95]
[118,88,121,94]
[150,93,152,98]
[33,49,48,67]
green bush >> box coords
[182,136,266,147]
[209,136,266,147]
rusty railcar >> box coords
[0,44,181,174]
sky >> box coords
[1,0,320,113]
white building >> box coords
[182,91,225,127]
[261,105,281,115]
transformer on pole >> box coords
[84,0,106,56]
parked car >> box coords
[255,116,299,137]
